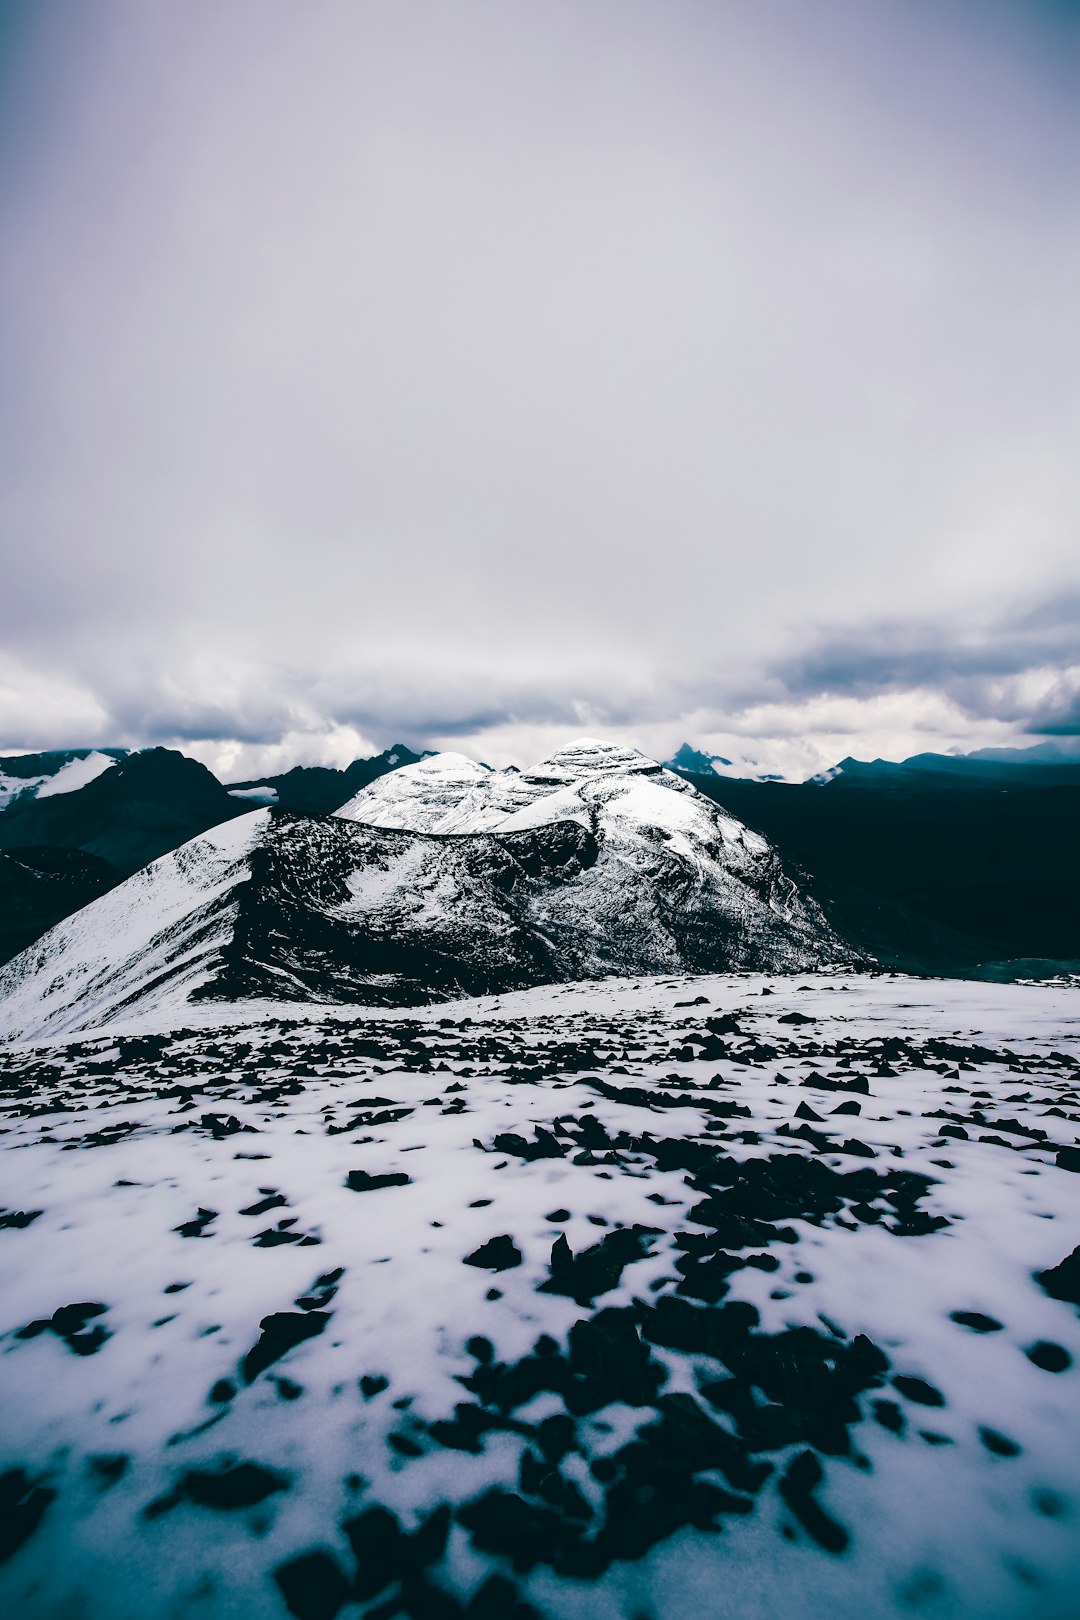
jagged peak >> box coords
[665,742,733,773]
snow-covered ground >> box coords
[1,973,1078,1619]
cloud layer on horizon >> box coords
[1,0,1078,779]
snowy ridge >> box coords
[335,739,806,968]
[0,814,265,1040]
[228,784,280,804]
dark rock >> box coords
[872,1399,905,1434]
[0,1467,55,1566]
[87,1454,129,1488]
[178,1460,290,1509]
[1035,1246,1080,1307]
[464,1236,522,1272]
[1024,1341,1071,1373]
[777,1450,849,1553]
[15,1301,110,1356]
[540,1226,659,1307]
[893,1375,945,1407]
[950,1311,1003,1334]
[174,1208,218,1238]
[978,1427,1021,1457]
[273,1549,350,1620]
[345,1170,411,1192]
[242,1311,330,1383]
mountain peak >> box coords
[398,751,491,777]
[524,738,660,783]
[665,742,734,775]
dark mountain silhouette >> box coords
[669,764,1080,978]
[0,748,251,876]
[818,749,1080,791]
[0,845,119,966]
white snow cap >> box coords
[334,737,662,833]
[523,738,659,783]
[334,736,754,849]
[334,751,505,833]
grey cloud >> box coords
[767,593,1080,719]
[102,692,303,749]
[1,1,1078,768]
[1027,676,1080,737]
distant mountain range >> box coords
[0,734,1076,985]
[662,742,785,781]
[662,738,1080,786]
[0,740,845,1039]
[806,748,1080,790]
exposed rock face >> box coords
[0,740,850,1040]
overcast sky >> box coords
[1,0,1078,780]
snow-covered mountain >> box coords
[337,738,773,830]
[0,740,849,1041]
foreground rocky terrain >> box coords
[1,973,1078,1619]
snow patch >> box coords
[228,784,279,803]
[34,751,118,799]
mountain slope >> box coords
[0,814,264,1039]
[0,745,432,967]
[0,742,848,1040]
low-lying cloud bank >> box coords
[3,584,1078,783]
